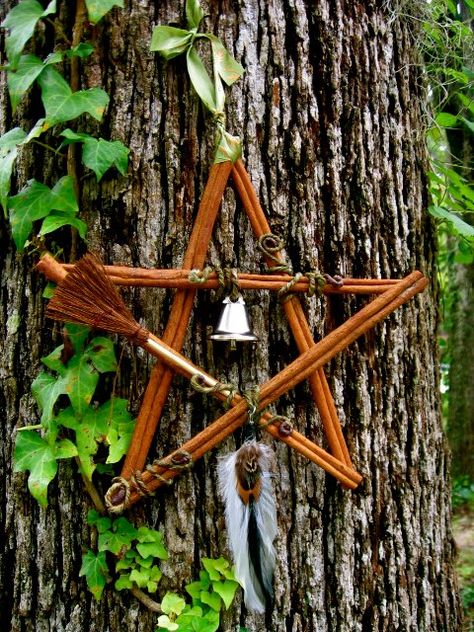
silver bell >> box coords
[209,294,258,342]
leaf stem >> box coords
[31,139,64,155]
[130,586,162,612]
[76,457,106,514]
[17,424,43,431]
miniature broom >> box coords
[46,253,223,390]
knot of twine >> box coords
[190,373,238,409]
[104,451,193,514]
[260,413,294,437]
[257,232,343,301]
[189,266,240,302]
[242,385,261,426]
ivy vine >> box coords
[3,0,242,628]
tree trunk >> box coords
[0,1,462,631]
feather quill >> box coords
[218,440,277,613]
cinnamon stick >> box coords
[232,159,353,466]
[48,259,395,294]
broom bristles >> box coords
[46,253,149,344]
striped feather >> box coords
[217,441,277,613]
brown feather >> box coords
[46,253,149,344]
[235,443,263,504]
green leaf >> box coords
[0,127,27,151]
[0,148,19,216]
[428,205,474,240]
[1,0,56,68]
[39,213,87,239]
[212,579,239,609]
[186,0,204,29]
[136,527,168,559]
[185,580,204,600]
[150,26,193,60]
[14,430,58,506]
[64,323,90,354]
[8,179,53,249]
[201,558,221,582]
[7,175,78,250]
[115,573,133,590]
[55,438,78,459]
[435,112,458,127]
[461,116,474,134]
[200,589,222,611]
[79,550,109,601]
[7,54,45,111]
[82,138,129,181]
[31,371,66,425]
[20,118,47,144]
[85,336,117,373]
[206,35,244,86]
[51,175,79,214]
[161,592,186,616]
[214,129,241,164]
[157,615,179,631]
[60,130,129,181]
[38,66,109,124]
[186,46,217,112]
[63,353,99,416]
[66,42,95,59]
[85,0,124,24]
[87,508,112,533]
[42,281,56,299]
[102,398,134,464]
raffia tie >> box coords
[189,266,240,301]
[105,452,193,514]
[190,373,238,409]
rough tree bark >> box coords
[0,1,463,631]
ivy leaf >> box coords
[98,516,137,554]
[136,526,168,560]
[206,35,244,86]
[51,175,79,214]
[428,205,474,241]
[214,129,241,164]
[201,558,222,582]
[1,0,56,68]
[211,579,239,609]
[186,0,205,29]
[115,574,133,590]
[64,323,90,354]
[39,213,87,239]
[129,567,153,589]
[55,438,78,459]
[14,430,58,506]
[8,176,78,250]
[79,550,109,601]
[199,590,222,612]
[0,128,27,214]
[87,508,112,533]
[60,129,129,181]
[85,0,124,24]
[461,116,474,134]
[85,336,117,373]
[31,370,66,426]
[435,112,458,127]
[38,66,109,124]
[185,580,204,600]
[63,353,99,416]
[20,118,47,145]
[7,54,45,111]
[66,42,95,59]
[103,398,134,464]
[157,615,179,632]
[73,404,107,480]
[150,26,193,60]
[8,179,53,250]
[186,46,217,113]
[161,592,186,616]
[82,138,129,181]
